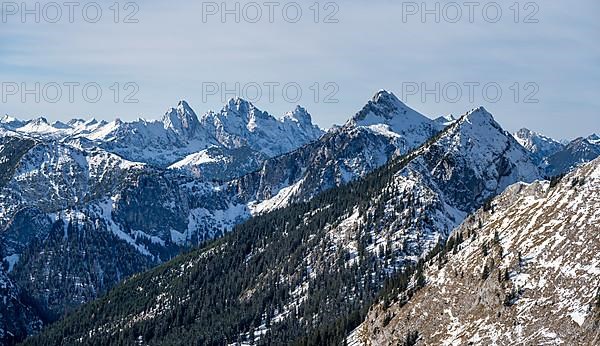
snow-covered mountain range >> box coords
[513,127,565,165]
[17,97,557,345]
[513,128,600,177]
[1,99,324,181]
[1,91,598,344]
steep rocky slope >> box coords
[352,157,600,345]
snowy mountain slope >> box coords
[168,146,268,181]
[347,90,441,151]
[424,108,540,211]
[0,139,254,340]
[434,114,459,127]
[588,133,600,145]
[352,157,600,346]
[87,101,220,168]
[21,103,544,346]
[1,94,412,341]
[545,136,600,177]
[513,128,565,165]
[198,99,324,158]
[512,128,600,177]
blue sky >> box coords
[1,0,598,139]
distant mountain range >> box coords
[1,91,598,344]
[2,99,323,181]
[513,127,600,176]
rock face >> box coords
[0,267,42,343]
[352,157,600,346]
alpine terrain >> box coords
[351,156,600,345]
[0,91,597,345]
[20,103,548,345]
[0,91,444,343]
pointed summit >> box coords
[280,105,323,141]
[0,114,24,128]
[223,97,251,114]
[461,106,498,127]
[372,89,399,101]
[351,90,431,125]
[163,100,201,138]
[32,117,49,125]
[434,114,458,126]
[516,127,534,138]
[370,89,407,108]
[513,127,564,165]
[219,97,273,123]
[51,121,71,129]
[1,114,16,123]
[342,89,442,153]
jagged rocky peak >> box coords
[372,89,401,104]
[222,97,264,118]
[1,114,18,124]
[31,117,49,125]
[51,121,71,129]
[457,106,513,135]
[568,136,595,148]
[514,127,563,149]
[543,135,600,176]
[283,105,313,124]
[434,114,458,126]
[0,114,25,129]
[447,106,501,136]
[515,127,534,138]
[347,90,441,147]
[162,100,201,137]
[67,118,85,126]
[84,117,99,126]
[464,105,492,119]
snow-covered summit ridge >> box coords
[586,133,600,145]
[513,127,565,165]
[340,90,443,152]
[350,90,433,127]
[0,99,325,172]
